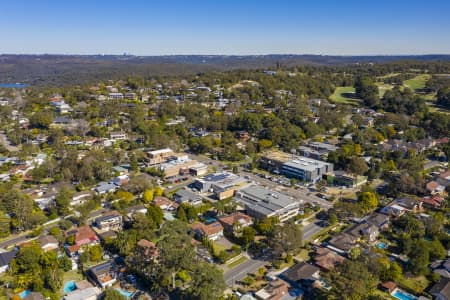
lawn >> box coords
[227,256,248,268]
[63,269,84,283]
[398,275,430,294]
[375,83,393,97]
[295,249,310,262]
[403,74,431,91]
[330,86,361,105]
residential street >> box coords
[224,256,268,287]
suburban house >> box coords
[429,277,450,300]
[38,235,59,252]
[426,181,446,195]
[65,225,100,256]
[112,174,129,186]
[136,239,159,261]
[108,92,124,100]
[421,195,445,209]
[153,196,179,211]
[313,247,346,272]
[281,262,321,289]
[381,198,423,216]
[218,212,253,236]
[71,191,93,206]
[87,260,117,288]
[174,189,203,206]
[94,182,118,195]
[124,204,148,219]
[0,249,18,273]
[254,279,290,300]
[94,210,123,232]
[191,221,224,241]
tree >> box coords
[143,189,154,203]
[89,245,103,262]
[327,259,377,300]
[116,190,134,202]
[29,111,54,129]
[358,192,378,211]
[186,263,226,300]
[0,210,11,238]
[387,262,403,282]
[408,240,429,275]
[176,206,187,222]
[55,187,73,216]
[147,205,164,227]
[102,288,127,300]
[346,157,368,176]
[328,212,338,225]
[354,76,379,108]
[268,223,303,257]
[241,227,256,249]
[154,186,164,197]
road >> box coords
[0,235,30,249]
[0,131,20,152]
[302,221,325,241]
[224,256,268,287]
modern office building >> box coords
[260,150,333,183]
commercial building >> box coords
[281,157,333,183]
[189,162,208,176]
[234,185,299,222]
[160,156,197,178]
[193,172,248,200]
[260,150,333,182]
[146,148,175,166]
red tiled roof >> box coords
[218,212,253,227]
[191,221,223,237]
[422,195,444,208]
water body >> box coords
[0,83,27,88]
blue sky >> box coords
[1,0,449,55]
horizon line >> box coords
[1,53,450,57]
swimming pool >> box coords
[116,288,133,298]
[377,242,387,249]
[19,290,30,299]
[392,289,417,300]
[204,217,217,224]
[63,281,77,293]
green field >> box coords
[403,74,431,91]
[330,86,360,105]
[375,82,393,97]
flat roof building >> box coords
[234,185,299,222]
[193,172,248,200]
[281,156,333,183]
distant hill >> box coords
[1,54,449,86]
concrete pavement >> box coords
[224,256,268,287]
[302,222,325,241]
